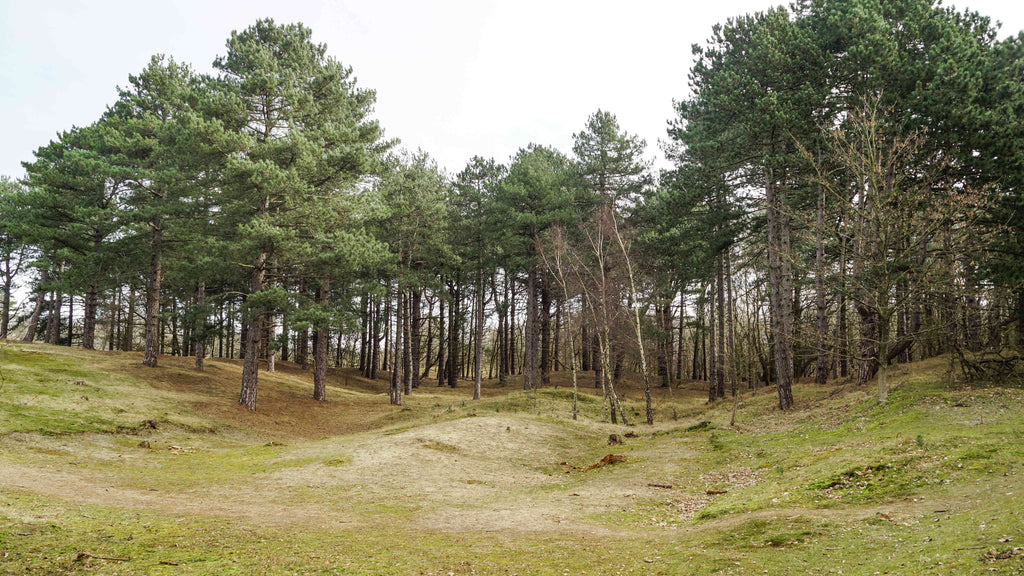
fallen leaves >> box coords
[980,547,1024,562]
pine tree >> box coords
[214,19,389,410]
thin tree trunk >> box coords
[498,277,510,383]
[369,298,380,380]
[523,266,539,390]
[676,292,686,384]
[403,290,413,395]
[46,288,61,345]
[436,294,446,386]
[170,299,180,356]
[194,281,206,370]
[421,293,434,380]
[297,279,310,369]
[313,280,330,401]
[266,312,276,373]
[142,226,162,367]
[0,277,10,340]
[765,174,795,410]
[508,279,517,377]
[553,298,562,372]
[447,279,459,388]
[708,286,717,403]
[716,255,726,399]
[473,272,484,400]
[726,250,738,395]
[65,294,74,346]
[109,288,119,351]
[390,284,403,405]
[124,286,136,352]
[837,234,849,378]
[540,276,551,385]
[815,185,829,385]
[657,301,669,387]
[411,288,422,389]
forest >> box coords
[1,0,1022,420]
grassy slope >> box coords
[1,342,1022,575]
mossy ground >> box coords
[1,342,1022,575]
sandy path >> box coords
[0,416,664,534]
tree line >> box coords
[2,0,1021,418]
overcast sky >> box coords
[2,0,1022,179]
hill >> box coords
[1,342,1022,575]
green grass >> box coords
[2,342,1024,575]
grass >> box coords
[1,341,1023,574]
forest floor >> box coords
[1,342,1023,575]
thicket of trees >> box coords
[2,1,1022,416]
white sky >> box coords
[2,0,1022,179]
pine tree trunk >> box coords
[313,280,329,401]
[473,272,484,400]
[22,269,49,343]
[676,293,686,385]
[856,302,878,387]
[411,289,421,389]
[108,289,119,351]
[765,175,795,410]
[837,265,849,378]
[382,286,391,377]
[369,298,380,380]
[657,301,669,387]
[195,281,206,370]
[390,285,403,405]
[815,186,829,385]
[877,312,891,404]
[81,282,98,349]
[726,250,738,395]
[142,226,162,367]
[170,299,180,356]
[297,278,310,370]
[239,251,266,410]
[540,276,551,385]
[125,286,136,351]
[498,277,510,384]
[46,289,61,345]
[437,292,446,386]
[716,255,726,399]
[421,293,434,380]
[359,294,368,372]
[708,283,717,403]
[0,278,11,339]
[553,298,562,372]
[264,311,275,373]
[280,313,290,363]
[65,295,74,346]
[447,280,459,388]
[508,280,517,377]
[523,265,539,390]
[692,317,701,381]
[403,290,413,395]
